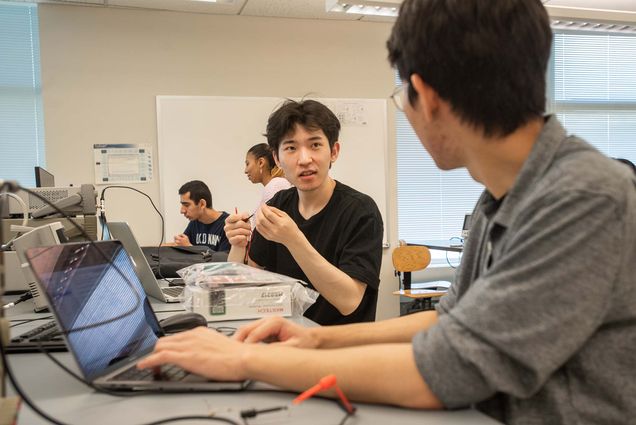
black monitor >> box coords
[34,166,55,187]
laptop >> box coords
[107,222,183,303]
[25,240,248,391]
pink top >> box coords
[251,177,293,227]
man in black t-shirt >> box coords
[225,100,383,325]
[174,180,230,252]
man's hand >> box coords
[173,234,192,246]
[137,327,249,381]
[224,212,252,248]
[255,205,301,246]
[234,316,319,348]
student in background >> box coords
[244,143,292,226]
[174,180,230,252]
[226,99,383,326]
[140,1,636,423]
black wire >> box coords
[38,345,152,398]
[16,186,143,334]
[1,330,242,425]
[1,338,71,425]
[9,320,30,328]
[99,185,166,280]
[143,417,240,425]
[239,389,357,425]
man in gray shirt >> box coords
[138,0,636,423]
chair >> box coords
[392,244,446,315]
[392,244,431,291]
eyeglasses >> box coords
[390,83,408,112]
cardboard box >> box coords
[186,284,292,322]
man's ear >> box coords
[198,198,207,209]
[410,74,440,123]
[330,141,341,164]
[273,150,281,168]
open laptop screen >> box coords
[26,241,162,381]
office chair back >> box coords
[392,245,431,291]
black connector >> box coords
[240,406,287,419]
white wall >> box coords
[38,3,443,320]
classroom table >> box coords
[4,296,500,425]
[407,239,464,253]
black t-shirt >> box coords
[249,181,383,325]
[183,212,231,252]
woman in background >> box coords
[244,143,292,225]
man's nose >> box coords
[298,147,312,164]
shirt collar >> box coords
[480,115,568,228]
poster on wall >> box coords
[93,144,153,184]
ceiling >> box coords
[11,0,636,22]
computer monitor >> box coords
[461,213,472,239]
[34,166,55,187]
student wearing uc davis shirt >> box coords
[225,99,383,326]
[174,180,230,252]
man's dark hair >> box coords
[178,180,212,208]
[248,143,276,170]
[265,99,341,154]
[387,0,552,137]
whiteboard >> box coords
[156,96,389,245]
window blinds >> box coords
[0,2,45,188]
[395,30,636,262]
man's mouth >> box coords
[299,170,316,177]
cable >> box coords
[18,186,143,334]
[99,186,166,279]
[445,237,464,269]
[1,329,242,425]
[2,291,33,310]
[0,192,29,250]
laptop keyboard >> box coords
[162,287,184,298]
[8,320,67,353]
[113,364,190,382]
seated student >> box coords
[139,1,636,423]
[174,180,230,252]
[225,100,383,325]
[244,143,292,227]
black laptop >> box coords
[25,240,248,392]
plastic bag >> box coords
[177,262,319,321]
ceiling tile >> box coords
[108,0,247,15]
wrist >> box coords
[308,326,325,349]
[228,245,247,263]
[239,343,262,380]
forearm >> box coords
[311,310,438,348]
[242,343,442,409]
[285,236,365,315]
[227,244,246,263]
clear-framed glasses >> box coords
[390,83,408,112]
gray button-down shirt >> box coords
[413,116,636,424]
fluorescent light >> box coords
[326,0,401,17]
[551,18,636,34]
